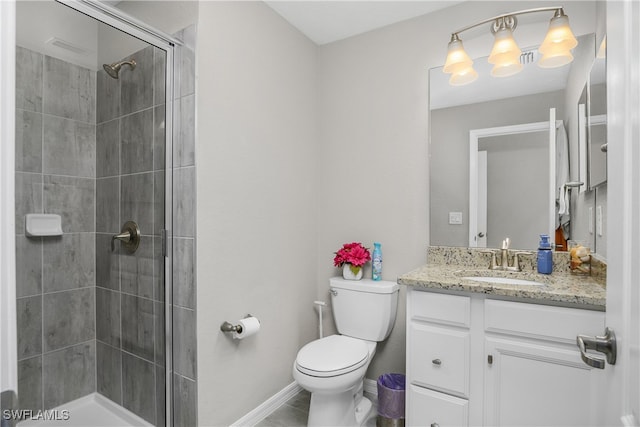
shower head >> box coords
[102,59,136,79]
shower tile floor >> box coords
[255,390,378,427]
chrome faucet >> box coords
[482,238,532,272]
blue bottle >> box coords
[537,234,553,274]
[372,242,382,280]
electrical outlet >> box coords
[596,205,603,236]
[449,212,463,225]
[588,207,593,234]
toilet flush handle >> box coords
[331,289,338,296]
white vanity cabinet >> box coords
[406,287,606,427]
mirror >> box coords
[588,35,607,189]
[429,3,605,254]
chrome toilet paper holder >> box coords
[220,314,253,334]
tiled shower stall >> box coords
[14,22,197,426]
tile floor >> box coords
[255,390,378,427]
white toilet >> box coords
[293,278,399,426]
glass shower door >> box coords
[14,1,173,425]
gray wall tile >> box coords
[173,238,195,309]
[97,119,120,177]
[121,46,154,115]
[120,236,154,299]
[173,307,196,380]
[153,48,166,107]
[16,235,42,298]
[43,175,95,233]
[18,356,42,411]
[43,287,95,352]
[43,233,95,292]
[96,287,121,347]
[16,46,43,113]
[121,108,153,174]
[173,374,197,427]
[174,95,195,167]
[153,236,164,303]
[154,171,165,236]
[43,56,96,123]
[121,294,154,361]
[15,173,43,235]
[96,177,120,234]
[96,342,122,405]
[173,167,195,238]
[17,296,42,360]
[122,352,155,424]
[121,172,153,237]
[42,116,96,178]
[16,109,43,173]
[97,69,121,123]
[96,233,120,291]
[154,301,165,366]
[153,105,165,171]
[156,365,166,427]
[179,45,195,98]
[42,342,95,409]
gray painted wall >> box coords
[196,2,319,425]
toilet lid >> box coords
[296,335,369,377]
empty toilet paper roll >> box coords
[232,316,260,339]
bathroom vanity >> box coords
[399,247,607,427]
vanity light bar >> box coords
[443,6,578,86]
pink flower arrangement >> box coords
[333,242,371,275]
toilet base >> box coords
[307,389,373,427]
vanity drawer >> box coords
[407,384,469,427]
[409,322,470,397]
[484,299,605,343]
[410,290,470,328]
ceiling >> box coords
[264,1,462,45]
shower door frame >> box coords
[2,1,182,425]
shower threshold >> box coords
[18,393,153,427]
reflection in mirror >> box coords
[430,15,604,255]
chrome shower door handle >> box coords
[576,327,617,369]
[112,221,141,253]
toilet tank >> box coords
[330,278,399,342]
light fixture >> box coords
[488,16,523,77]
[442,7,578,85]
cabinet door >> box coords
[484,337,604,426]
[407,384,468,427]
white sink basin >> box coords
[462,276,545,286]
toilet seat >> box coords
[296,335,369,377]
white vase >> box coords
[342,264,363,280]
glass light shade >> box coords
[488,27,521,65]
[539,14,578,55]
[491,61,523,77]
[597,36,607,59]
[449,67,478,86]
[444,38,473,74]
[538,51,574,68]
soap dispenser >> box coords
[537,234,553,274]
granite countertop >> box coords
[398,247,607,310]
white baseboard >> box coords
[230,381,302,427]
[231,378,379,427]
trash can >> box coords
[377,373,405,427]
